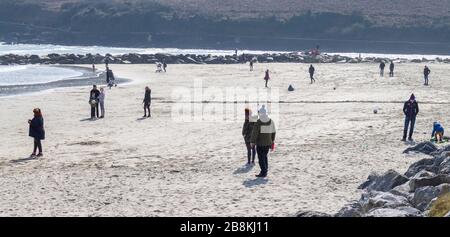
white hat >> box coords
[258,105,267,115]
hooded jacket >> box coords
[250,114,276,146]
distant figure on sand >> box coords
[156,63,163,73]
[99,87,105,118]
[379,62,385,77]
[106,67,116,89]
[250,105,276,178]
[242,108,256,164]
[402,94,419,141]
[105,58,109,68]
[250,61,254,71]
[28,108,45,158]
[89,85,100,120]
[143,87,152,117]
[431,121,445,143]
[92,64,96,73]
[389,61,395,77]
[423,66,431,86]
[309,64,316,84]
[264,69,270,88]
[163,61,167,72]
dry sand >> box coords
[0,63,449,216]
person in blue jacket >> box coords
[431,122,445,142]
[28,108,45,158]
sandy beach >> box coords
[0,62,449,216]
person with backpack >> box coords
[242,108,257,165]
[28,108,45,158]
[402,94,419,141]
[250,105,276,178]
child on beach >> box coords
[431,122,445,143]
[28,108,45,158]
[242,108,257,164]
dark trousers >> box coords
[424,75,429,85]
[389,70,394,77]
[245,142,256,163]
[256,145,270,175]
[403,116,416,140]
[310,73,315,83]
[265,79,268,88]
[91,104,99,118]
[144,103,151,116]
[33,139,42,154]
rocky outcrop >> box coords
[331,144,450,217]
[0,53,448,65]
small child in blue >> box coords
[431,122,445,142]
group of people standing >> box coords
[379,61,395,77]
[89,85,106,120]
[242,105,276,178]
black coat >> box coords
[424,67,431,76]
[29,116,45,140]
[143,90,151,104]
[380,62,385,69]
[90,89,100,102]
[403,100,419,118]
[309,66,315,74]
[390,63,395,71]
[242,120,255,143]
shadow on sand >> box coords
[10,156,36,164]
[233,164,254,174]
[243,178,268,188]
[136,117,149,121]
[80,118,95,122]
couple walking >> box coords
[242,105,276,178]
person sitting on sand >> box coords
[424,66,431,86]
[99,87,105,118]
[143,86,152,117]
[402,93,419,141]
[28,108,45,158]
[309,64,316,84]
[250,105,276,178]
[90,85,100,120]
[431,121,445,143]
[264,69,270,88]
[389,61,395,77]
[379,62,385,77]
[242,108,257,165]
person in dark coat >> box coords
[89,85,100,119]
[379,62,386,77]
[163,62,167,72]
[28,108,45,157]
[242,108,256,164]
[389,61,395,77]
[402,94,419,141]
[264,69,270,88]
[249,61,254,71]
[423,66,431,86]
[309,64,315,84]
[143,86,152,117]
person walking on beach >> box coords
[379,62,386,77]
[143,86,152,117]
[389,61,395,77]
[250,105,276,178]
[105,58,109,69]
[28,108,45,158]
[402,94,419,141]
[309,64,316,84]
[264,69,270,88]
[424,66,431,86]
[250,61,254,71]
[92,64,96,73]
[242,108,256,165]
[99,87,105,118]
[163,61,167,72]
[89,85,100,119]
[106,67,116,89]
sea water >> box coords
[0,65,83,86]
